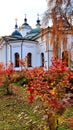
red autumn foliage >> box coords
[68,116,73,129]
[28,95,34,103]
[0,62,18,95]
[27,57,73,112]
[5,62,14,75]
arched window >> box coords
[62,51,69,66]
[27,53,32,67]
[41,53,44,67]
[15,53,20,67]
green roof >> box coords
[11,30,22,37]
[24,28,41,39]
[30,28,41,33]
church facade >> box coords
[0,16,73,70]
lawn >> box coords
[0,86,73,130]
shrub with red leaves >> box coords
[68,116,73,129]
[27,58,72,110]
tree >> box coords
[42,0,73,57]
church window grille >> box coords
[27,53,32,67]
[62,51,69,67]
[41,53,44,67]
[15,53,20,67]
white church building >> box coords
[0,16,73,70]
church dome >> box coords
[19,15,32,37]
[22,17,29,26]
[11,30,22,37]
[11,19,22,38]
[19,15,32,30]
[36,14,41,28]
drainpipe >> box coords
[10,45,12,62]
[48,51,49,69]
[21,40,23,70]
[48,42,49,69]
[5,42,7,67]
[3,37,8,68]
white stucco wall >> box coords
[9,40,38,69]
[22,42,37,67]
[36,32,53,68]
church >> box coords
[0,15,73,70]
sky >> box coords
[0,0,47,36]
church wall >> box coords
[0,48,4,63]
[0,42,7,65]
[3,43,8,65]
[22,42,37,68]
[7,44,11,64]
[10,42,22,70]
[10,41,38,69]
[0,44,9,66]
[0,41,12,66]
[67,34,73,69]
[60,33,73,68]
[36,33,53,68]
[67,34,73,50]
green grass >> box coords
[0,86,73,130]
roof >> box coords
[20,23,32,30]
[24,28,41,39]
[11,30,22,38]
[30,28,40,33]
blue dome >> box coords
[24,17,27,23]
[37,19,40,24]
[22,22,29,26]
[11,30,22,37]
[15,24,18,29]
[21,16,31,28]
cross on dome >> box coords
[24,14,27,23]
[36,13,41,26]
[15,18,18,29]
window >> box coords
[41,53,44,67]
[27,53,32,67]
[62,51,69,66]
[15,53,19,67]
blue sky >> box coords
[0,0,47,36]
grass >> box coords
[0,86,73,130]
[0,87,46,130]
